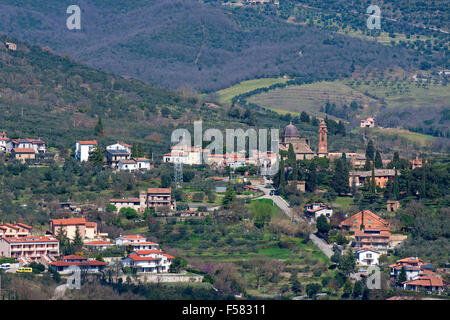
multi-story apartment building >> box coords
[0,223,32,238]
[49,218,99,241]
[122,249,174,273]
[0,236,59,259]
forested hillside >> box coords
[0,0,428,91]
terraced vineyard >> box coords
[248,80,380,118]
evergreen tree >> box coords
[370,163,376,193]
[332,155,350,195]
[397,266,407,286]
[88,145,105,166]
[222,183,235,209]
[316,215,330,235]
[306,161,317,192]
[374,150,383,169]
[94,116,104,136]
[279,158,286,189]
[339,249,356,275]
[300,111,310,123]
[337,121,346,136]
[73,226,84,252]
[287,144,296,164]
[390,151,400,169]
[420,169,427,199]
[365,140,375,161]
[392,168,400,200]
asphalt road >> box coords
[254,180,334,259]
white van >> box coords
[1,263,11,270]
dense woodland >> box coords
[0,0,432,91]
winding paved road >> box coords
[254,180,334,259]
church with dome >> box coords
[279,121,328,160]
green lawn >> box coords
[215,77,290,104]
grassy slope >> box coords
[349,81,450,109]
[248,80,379,118]
[215,77,290,104]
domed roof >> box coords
[282,122,300,138]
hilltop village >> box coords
[0,116,447,300]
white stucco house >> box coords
[75,140,98,162]
[355,249,381,266]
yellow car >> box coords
[16,267,33,273]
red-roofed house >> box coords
[389,257,433,281]
[110,187,176,213]
[122,249,173,273]
[304,203,333,220]
[402,273,445,294]
[0,236,59,259]
[11,148,36,162]
[0,222,32,238]
[140,188,176,211]
[340,210,390,231]
[48,255,107,274]
[50,218,99,241]
[75,140,98,162]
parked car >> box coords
[1,263,11,270]
[269,189,280,196]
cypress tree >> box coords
[374,150,383,169]
[365,140,375,161]
[370,162,376,193]
[392,168,400,200]
[94,116,104,136]
[279,158,286,188]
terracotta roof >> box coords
[126,254,156,261]
[110,198,140,203]
[119,234,146,240]
[133,250,162,255]
[63,255,88,260]
[50,260,107,267]
[85,222,97,228]
[16,223,32,229]
[12,148,35,154]
[133,158,150,162]
[119,159,136,164]
[397,257,424,264]
[2,236,57,243]
[77,140,97,145]
[403,273,444,287]
[147,188,171,194]
[119,142,133,148]
[131,242,159,246]
[84,241,114,246]
[50,218,86,226]
[163,254,175,259]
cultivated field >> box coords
[248,80,379,117]
[215,77,290,104]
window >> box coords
[354,219,357,223]
[368,219,371,224]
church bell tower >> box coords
[318,120,328,157]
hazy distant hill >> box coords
[0,0,425,91]
[0,34,322,155]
